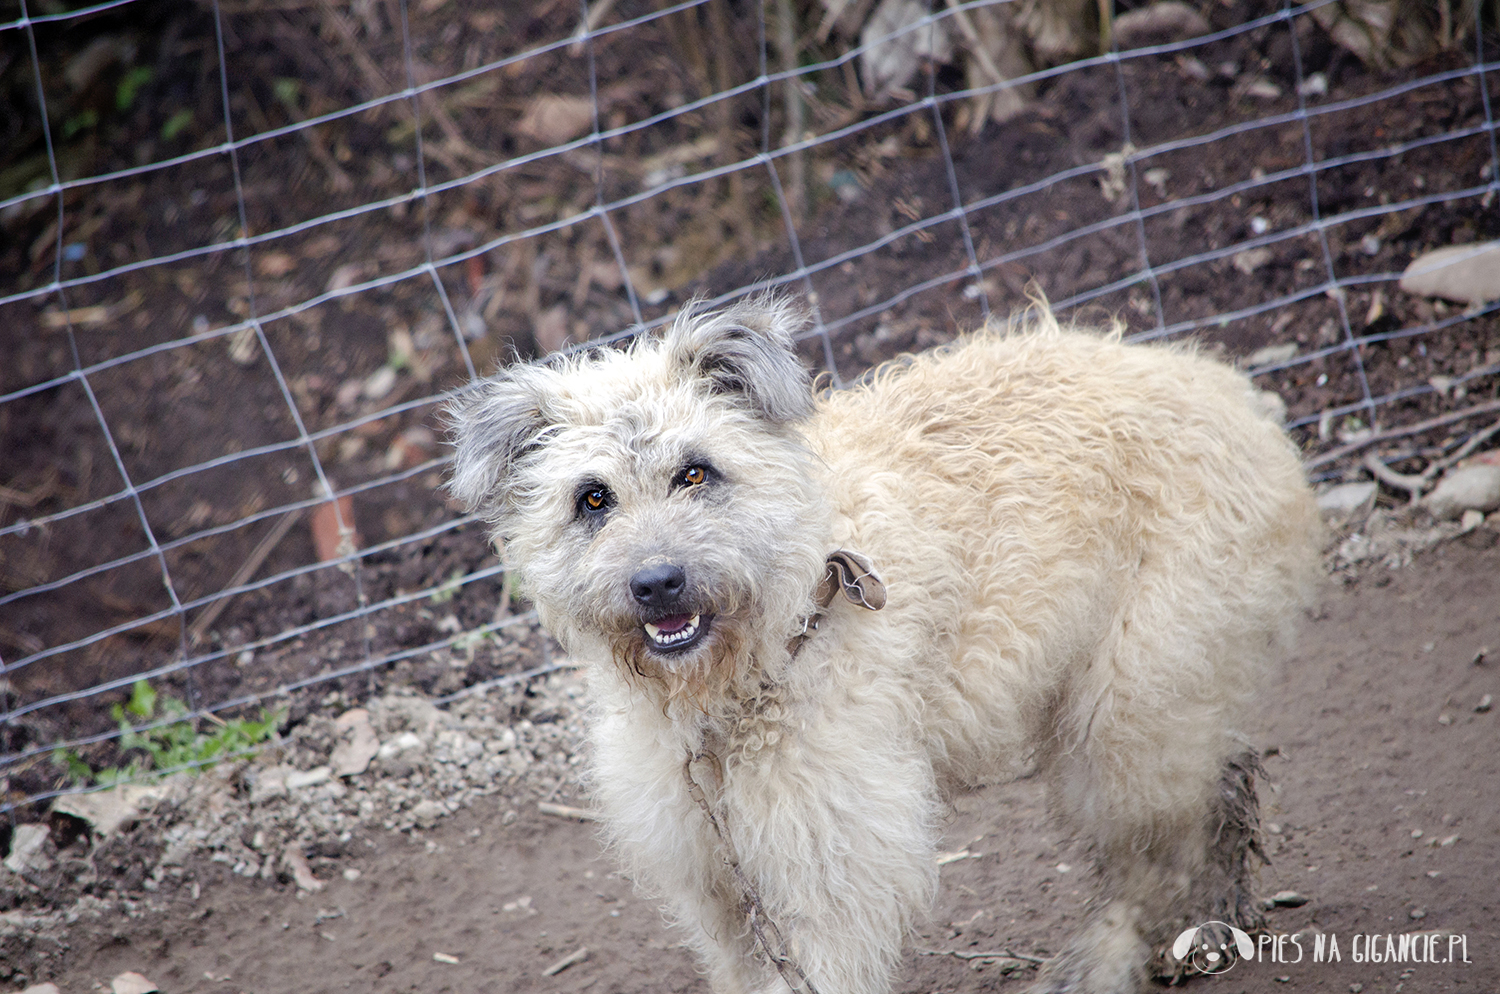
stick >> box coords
[1305,398,1500,469]
[919,947,1047,964]
[542,945,589,976]
[537,801,601,822]
[187,510,302,646]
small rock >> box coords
[1317,481,1377,519]
[21,984,62,994]
[1298,72,1329,97]
[1400,241,1500,304]
[410,799,446,829]
[249,765,292,804]
[331,709,380,777]
[515,94,594,145]
[3,824,51,875]
[1270,890,1309,907]
[433,951,461,964]
[343,868,362,881]
[283,848,324,892]
[362,365,398,401]
[326,261,372,294]
[1440,834,1459,846]
[1425,462,1500,520]
[286,766,333,790]
[1350,984,1364,993]
[110,972,159,994]
[1247,342,1299,368]
[1242,78,1282,100]
[1233,247,1273,275]
[53,782,172,837]
[1460,508,1486,532]
[1411,829,1423,839]
[1477,694,1493,713]
[1409,907,1427,920]
[1438,713,1453,725]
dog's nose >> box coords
[630,563,686,609]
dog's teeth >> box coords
[645,614,701,646]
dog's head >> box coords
[1171,921,1254,975]
[445,297,831,700]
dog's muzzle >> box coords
[629,563,713,654]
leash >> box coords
[680,550,885,993]
[683,751,823,994]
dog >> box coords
[446,298,1320,994]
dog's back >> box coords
[811,312,1318,787]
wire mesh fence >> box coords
[2,0,1498,816]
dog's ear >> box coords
[1229,925,1255,959]
[444,364,554,525]
[666,297,814,424]
[1171,926,1200,960]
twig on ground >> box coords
[1306,399,1500,469]
[537,801,601,822]
[1360,413,1500,502]
[919,946,1047,964]
[1362,452,1428,500]
[542,945,590,976]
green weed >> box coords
[53,680,284,787]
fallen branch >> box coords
[1306,398,1500,469]
[919,947,1047,964]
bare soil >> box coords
[7,539,1498,994]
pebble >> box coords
[1247,342,1299,368]
[362,365,398,401]
[1399,241,1500,304]
[1317,482,1377,519]
[1270,890,1309,907]
[1425,462,1500,519]
[110,973,159,994]
[410,799,447,829]
[331,709,381,777]
[2,824,52,875]
[1477,694,1493,713]
[1409,908,1427,920]
[287,766,333,790]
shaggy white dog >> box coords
[447,299,1320,994]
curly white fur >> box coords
[447,299,1320,994]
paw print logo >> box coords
[1171,921,1255,975]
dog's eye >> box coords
[577,484,613,516]
[680,465,708,488]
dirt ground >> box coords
[8,537,1498,994]
[3,3,1500,992]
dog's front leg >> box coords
[713,711,941,994]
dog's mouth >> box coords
[641,612,712,654]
